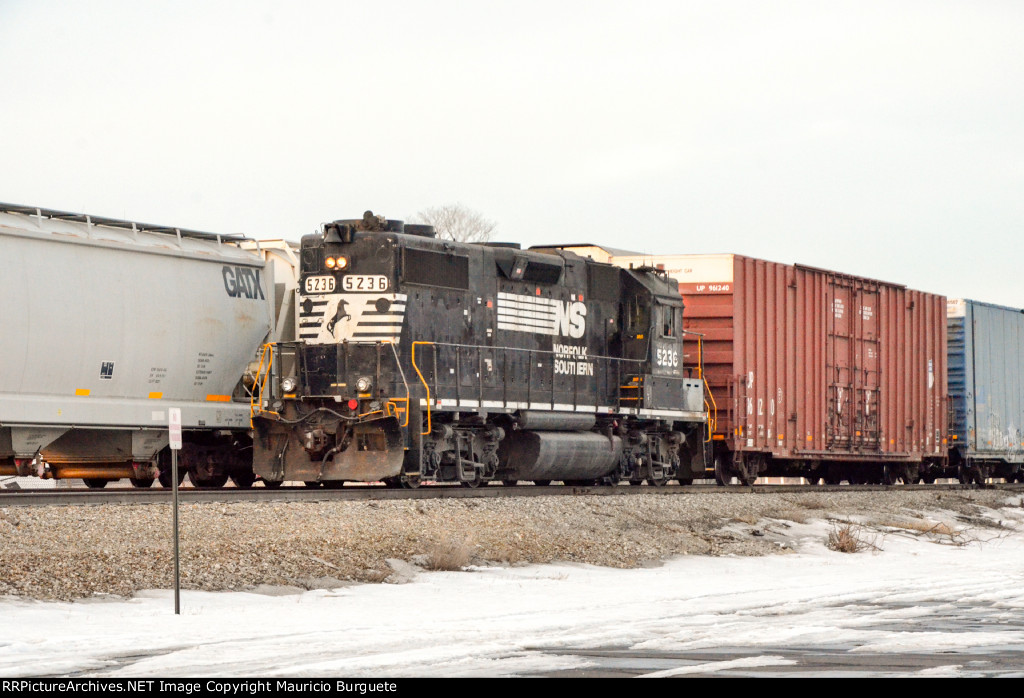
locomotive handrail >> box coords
[249,343,276,428]
[387,341,412,428]
[410,341,434,435]
[411,340,651,418]
[682,330,716,439]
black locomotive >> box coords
[251,212,707,487]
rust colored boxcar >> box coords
[608,253,948,485]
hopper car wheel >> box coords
[602,474,621,486]
[401,475,421,489]
[739,476,757,486]
[533,480,552,487]
[304,481,322,489]
[83,478,109,489]
[323,480,346,489]
[646,476,668,487]
[129,478,155,488]
[193,473,229,488]
[920,473,937,484]
[230,471,256,489]
[501,480,519,487]
[676,478,694,486]
[629,479,643,486]
[261,479,283,489]
[158,468,187,488]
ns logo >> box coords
[556,300,587,338]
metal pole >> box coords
[172,448,180,615]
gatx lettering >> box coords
[222,266,265,299]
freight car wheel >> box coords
[323,481,346,489]
[230,471,256,489]
[304,481,322,489]
[158,468,186,488]
[401,475,421,489]
[629,479,643,486]
[501,480,519,486]
[83,478,109,489]
[193,473,229,488]
[677,478,694,486]
[261,479,283,489]
[713,455,731,486]
[882,464,903,486]
[129,478,155,488]
[533,480,552,486]
[646,476,668,487]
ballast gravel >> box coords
[0,488,1020,601]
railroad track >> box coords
[3,481,1022,507]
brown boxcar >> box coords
[563,250,948,485]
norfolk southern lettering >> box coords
[222,266,265,300]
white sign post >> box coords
[169,408,182,615]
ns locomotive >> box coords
[251,212,708,488]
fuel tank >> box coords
[497,431,622,481]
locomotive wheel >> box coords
[230,471,256,489]
[304,481,322,489]
[129,477,155,488]
[261,479,283,489]
[533,480,552,486]
[193,473,229,488]
[158,468,187,488]
[83,478,109,489]
[460,469,483,488]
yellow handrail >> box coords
[410,341,434,435]
[249,343,277,427]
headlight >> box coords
[281,377,297,392]
[325,255,349,270]
[355,377,372,392]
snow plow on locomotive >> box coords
[250,212,708,488]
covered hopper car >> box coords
[0,204,291,488]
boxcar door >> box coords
[853,281,882,451]
[826,277,855,450]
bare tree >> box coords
[411,203,496,243]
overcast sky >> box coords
[2,1,1022,305]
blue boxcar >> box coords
[947,299,1024,482]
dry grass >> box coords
[826,522,880,553]
[731,514,759,525]
[422,533,476,571]
[874,519,954,536]
[772,509,810,525]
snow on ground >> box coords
[3,511,1024,678]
